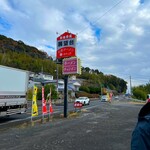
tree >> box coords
[79,86,90,93]
[132,88,146,100]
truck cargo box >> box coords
[0,65,29,116]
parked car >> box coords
[101,95,109,102]
[75,97,90,105]
[115,96,119,99]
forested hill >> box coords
[0,34,52,60]
[0,34,56,75]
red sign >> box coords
[74,102,83,108]
[63,57,81,75]
[56,32,77,59]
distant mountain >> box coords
[0,34,52,60]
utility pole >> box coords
[56,32,59,93]
[56,64,58,92]
[130,75,132,95]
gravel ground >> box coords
[0,101,143,150]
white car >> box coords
[101,95,109,102]
[75,97,90,105]
[115,96,119,99]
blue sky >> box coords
[0,17,11,33]
[140,0,144,4]
[0,0,150,87]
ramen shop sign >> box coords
[63,57,81,75]
[56,32,77,59]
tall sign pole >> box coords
[56,31,80,118]
[64,75,68,118]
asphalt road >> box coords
[0,98,99,125]
[0,99,144,150]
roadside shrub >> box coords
[75,91,99,98]
[27,88,33,100]
[79,86,90,93]
[88,86,101,94]
[132,88,146,101]
[37,84,58,101]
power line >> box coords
[78,0,125,34]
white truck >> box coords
[0,65,29,116]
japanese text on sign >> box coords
[57,39,75,48]
[62,57,81,75]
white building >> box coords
[28,73,81,98]
[33,72,53,81]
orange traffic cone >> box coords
[42,100,47,114]
[49,101,53,114]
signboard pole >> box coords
[64,75,68,118]
[56,31,80,118]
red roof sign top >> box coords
[57,32,76,41]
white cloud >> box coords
[139,9,150,20]
[0,0,150,86]
[0,0,12,12]
[129,24,144,36]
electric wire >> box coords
[78,0,125,34]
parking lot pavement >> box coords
[0,101,143,150]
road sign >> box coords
[56,32,77,59]
[74,102,83,108]
[62,57,81,75]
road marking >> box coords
[84,105,99,110]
